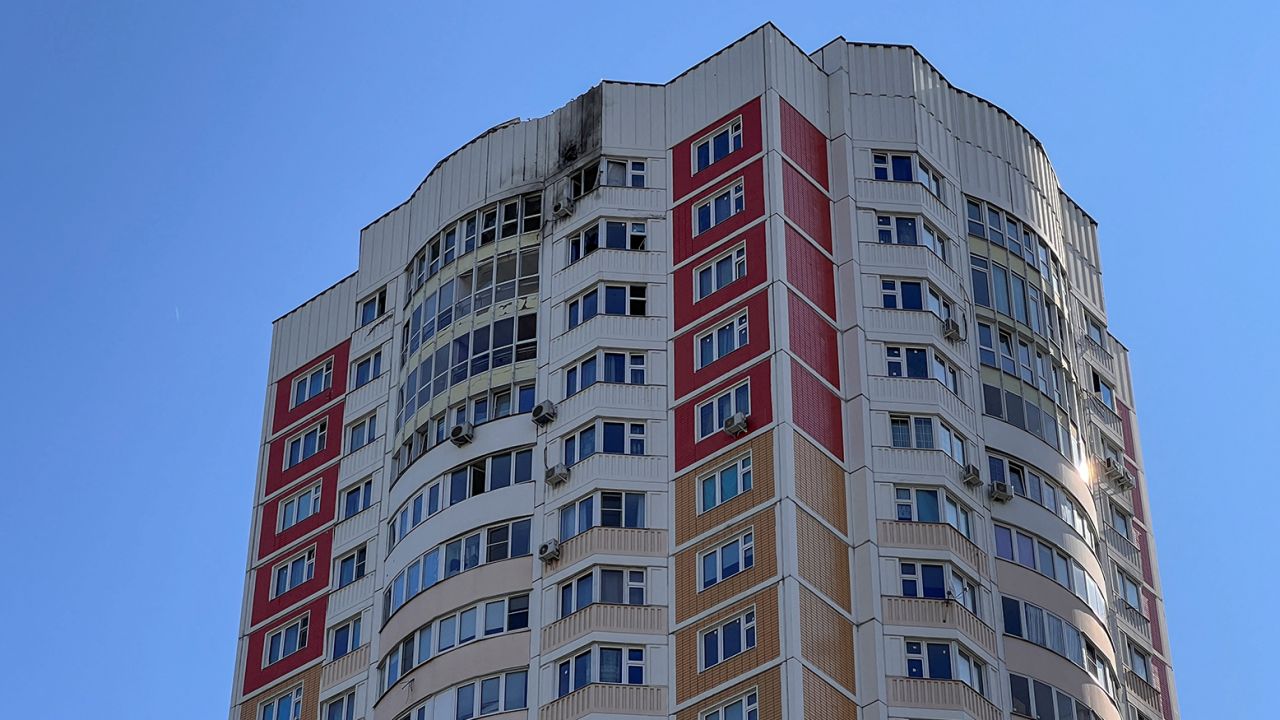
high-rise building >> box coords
[228,24,1179,720]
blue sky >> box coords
[0,1,1271,717]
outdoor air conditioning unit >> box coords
[1103,457,1126,482]
[962,464,982,487]
[723,412,749,437]
[537,539,561,562]
[942,317,964,342]
[989,480,1013,503]
[531,400,558,425]
[552,184,575,219]
[449,422,475,447]
[545,463,570,487]
[1114,470,1136,492]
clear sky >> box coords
[0,1,1272,717]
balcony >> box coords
[878,520,988,578]
[552,249,667,299]
[867,376,975,431]
[859,241,966,302]
[1104,525,1142,569]
[1080,335,1116,376]
[350,311,394,358]
[547,453,669,502]
[1089,396,1125,445]
[572,185,667,219]
[887,677,1000,720]
[320,643,369,690]
[340,437,385,481]
[882,596,997,656]
[863,310,968,357]
[550,315,666,364]
[1115,597,1153,643]
[853,179,958,237]
[548,527,667,571]
[543,604,667,653]
[328,573,374,617]
[345,372,389,419]
[1125,670,1162,715]
[540,684,666,720]
[333,504,379,549]
[555,382,666,430]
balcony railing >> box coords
[1089,396,1125,442]
[1125,670,1161,713]
[1081,335,1116,375]
[545,453,668,502]
[333,504,379,548]
[878,520,988,577]
[552,248,667,297]
[539,684,666,720]
[887,677,1000,720]
[867,376,975,431]
[328,573,374,618]
[1115,597,1152,642]
[852,178,958,237]
[555,383,666,430]
[548,527,667,571]
[883,596,997,656]
[549,315,666,363]
[859,241,965,301]
[543,604,666,652]
[1104,525,1142,569]
[320,644,369,690]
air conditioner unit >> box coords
[989,480,1013,503]
[545,463,570,487]
[962,464,982,487]
[942,317,964,342]
[723,412,749,437]
[551,184,574,219]
[449,422,475,447]
[1114,470,1136,492]
[1103,457,1125,482]
[537,539,561,562]
[531,400,558,425]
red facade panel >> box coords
[1144,587,1164,654]
[790,359,844,460]
[788,292,840,389]
[257,465,339,562]
[673,360,774,472]
[671,97,764,202]
[242,594,327,695]
[779,98,829,190]
[272,342,350,435]
[784,225,836,320]
[672,224,768,332]
[1138,529,1156,586]
[673,291,772,400]
[672,159,766,267]
[250,531,333,626]
[264,402,346,497]
[781,162,832,253]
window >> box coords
[701,531,754,589]
[273,548,315,597]
[337,547,367,588]
[359,288,387,327]
[565,351,646,396]
[905,639,985,695]
[702,608,757,668]
[568,284,647,329]
[260,686,303,720]
[353,350,383,388]
[695,119,743,172]
[567,219,648,264]
[602,158,646,188]
[695,245,747,300]
[696,313,748,369]
[900,562,944,599]
[1087,315,1106,347]
[454,670,528,719]
[265,615,309,665]
[384,519,531,618]
[700,454,753,512]
[1093,371,1116,410]
[324,690,356,720]
[560,567,647,617]
[286,420,327,468]
[695,180,745,235]
[557,646,645,697]
[872,152,914,182]
[330,615,362,659]
[918,160,943,199]
[988,455,1095,547]
[1110,504,1132,540]
[279,483,321,531]
[348,414,378,452]
[994,523,1107,619]
[559,490,646,540]
[564,421,646,464]
[1129,641,1151,681]
[292,360,332,407]
[381,595,530,694]
[1116,568,1142,610]
[1002,595,1087,667]
[881,279,935,312]
[702,691,758,720]
[697,381,751,440]
[341,480,372,520]
[885,345,958,393]
[889,415,963,463]
[569,163,600,198]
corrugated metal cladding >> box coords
[268,274,357,382]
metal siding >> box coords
[666,31,767,145]
[268,276,358,383]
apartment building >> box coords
[228,23,1179,720]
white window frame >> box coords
[694,244,747,301]
[352,349,383,388]
[329,614,363,660]
[348,413,378,452]
[358,288,387,327]
[700,607,757,669]
[336,546,367,588]
[259,685,303,720]
[285,419,328,469]
[264,614,309,666]
[695,313,749,370]
[272,547,316,598]
[278,482,322,532]
[323,689,357,720]
[699,453,753,513]
[560,566,648,617]
[558,490,647,540]
[700,531,755,590]
[695,380,751,440]
[340,479,372,520]
[694,179,746,235]
[701,690,758,720]
[693,118,744,172]
[292,359,333,408]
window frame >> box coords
[693,118,744,173]
[694,178,746,236]
[699,453,753,513]
[291,358,333,408]
[285,419,328,469]
[695,312,749,370]
[694,243,748,301]
[278,482,322,532]
[699,530,755,590]
[695,380,751,441]
[700,607,758,669]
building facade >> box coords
[228,24,1179,720]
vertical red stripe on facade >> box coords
[251,531,333,626]
[242,594,327,695]
[784,225,836,320]
[790,359,844,460]
[1138,530,1156,586]
[781,163,832,253]
[257,465,339,562]
[779,98,829,190]
[1154,658,1176,720]
[272,341,350,435]
[671,159,765,267]
[673,360,774,472]
[1143,587,1164,654]
[671,97,764,202]
[672,291,771,400]
[788,292,840,389]
[673,224,768,331]
[264,402,346,497]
